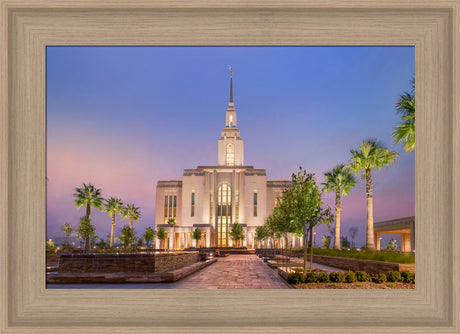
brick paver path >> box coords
[174,254,289,289]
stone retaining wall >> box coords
[58,252,199,273]
[154,253,199,272]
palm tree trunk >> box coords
[365,169,375,251]
[110,213,116,248]
[86,202,91,222]
[334,189,341,249]
[129,218,133,249]
[85,203,92,253]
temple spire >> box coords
[228,65,233,102]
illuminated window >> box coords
[164,194,177,223]
[229,115,233,127]
[226,143,235,166]
[217,184,232,247]
[191,192,195,217]
[253,192,257,216]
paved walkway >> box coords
[173,254,289,289]
[48,254,290,289]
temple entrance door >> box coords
[217,184,231,247]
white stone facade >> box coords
[155,71,291,249]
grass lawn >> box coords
[290,248,415,264]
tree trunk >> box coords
[85,236,90,253]
[365,169,375,251]
[334,189,342,249]
[303,224,308,274]
[310,227,314,270]
[110,213,116,248]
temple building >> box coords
[155,68,291,249]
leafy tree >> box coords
[96,238,108,249]
[103,197,124,248]
[136,237,144,249]
[229,222,245,248]
[73,183,103,245]
[119,225,137,249]
[349,226,359,248]
[143,227,156,250]
[192,227,203,248]
[386,239,398,251]
[46,239,56,253]
[277,167,333,272]
[348,139,399,250]
[328,227,335,247]
[322,164,357,249]
[321,235,331,248]
[60,222,74,247]
[167,218,176,226]
[157,227,167,249]
[393,78,415,152]
[78,216,96,253]
[255,225,268,248]
[122,204,141,247]
[341,236,351,249]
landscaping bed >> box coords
[294,282,414,289]
[280,268,415,289]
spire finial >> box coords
[228,65,233,102]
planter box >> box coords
[58,252,199,273]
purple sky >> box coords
[46,46,415,248]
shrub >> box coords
[371,273,387,284]
[401,271,415,284]
[387,271,402,282]
[355,271,370,282]
[318,272,330,283]
[344,271,357,283]
[305,271,320,283]
[329,271,345,283]
[287,272,305,284]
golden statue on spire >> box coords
[228,65,233,78]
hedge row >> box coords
[287,270,415,285]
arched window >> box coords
[229,115,233,127]
[226,143,235,166]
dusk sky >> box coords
[46,46,414,248]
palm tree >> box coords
[393,78,415,152]
[348,139,399,250]
[122,204,141,230]
[122,204,141,248]
[322,164,357,249]
[73,183,103,249]
[103,197,124,248]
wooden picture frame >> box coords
[0,0,458,332]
